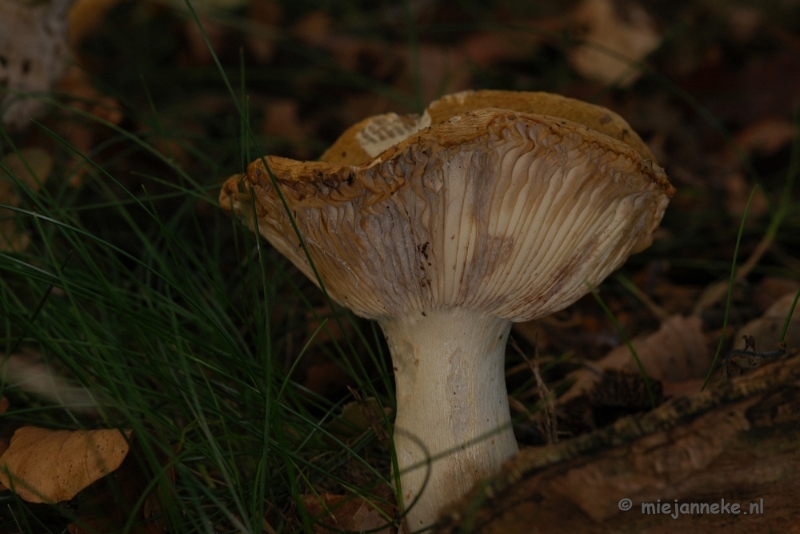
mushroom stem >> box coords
[379,308,518,531]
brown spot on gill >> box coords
[417,241,430,260]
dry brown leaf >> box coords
[738,292,800,351]
[437,356,800,534]
[0,350,97,412]
[735,117,796,155]
[560,315,709,403]
[0,427,131,503]
[569,0,661,86]
[325,394,392,447]
[301,489,398,534]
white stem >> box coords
[379,309,519,531]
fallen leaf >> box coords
[325,394,392,445]
[735,117,796,155]
[0,427,131,503]
[0,351,98,412]
[738,292,800,352]
[560,315,709,403]
[301,489,398,534]
[569,0,661,86]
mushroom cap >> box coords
[220,91,674,321]
[320,90,657,165]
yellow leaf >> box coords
[0,427,131,503]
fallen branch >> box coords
[435,352,800,534]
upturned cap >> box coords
[220,90,674,321]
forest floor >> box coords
[1,0,799,532]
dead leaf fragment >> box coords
[301,489,398,534]
[326,395,392,444]
[570,0,661,86]
[0,427,131,503]
[0,351,98,411]
[735,117,796,155]
[738,292,800,352]
[561,315,709,403]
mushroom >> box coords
[219,90,674,530]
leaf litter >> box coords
[1,0,799,531]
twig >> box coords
[722,337,787,380]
